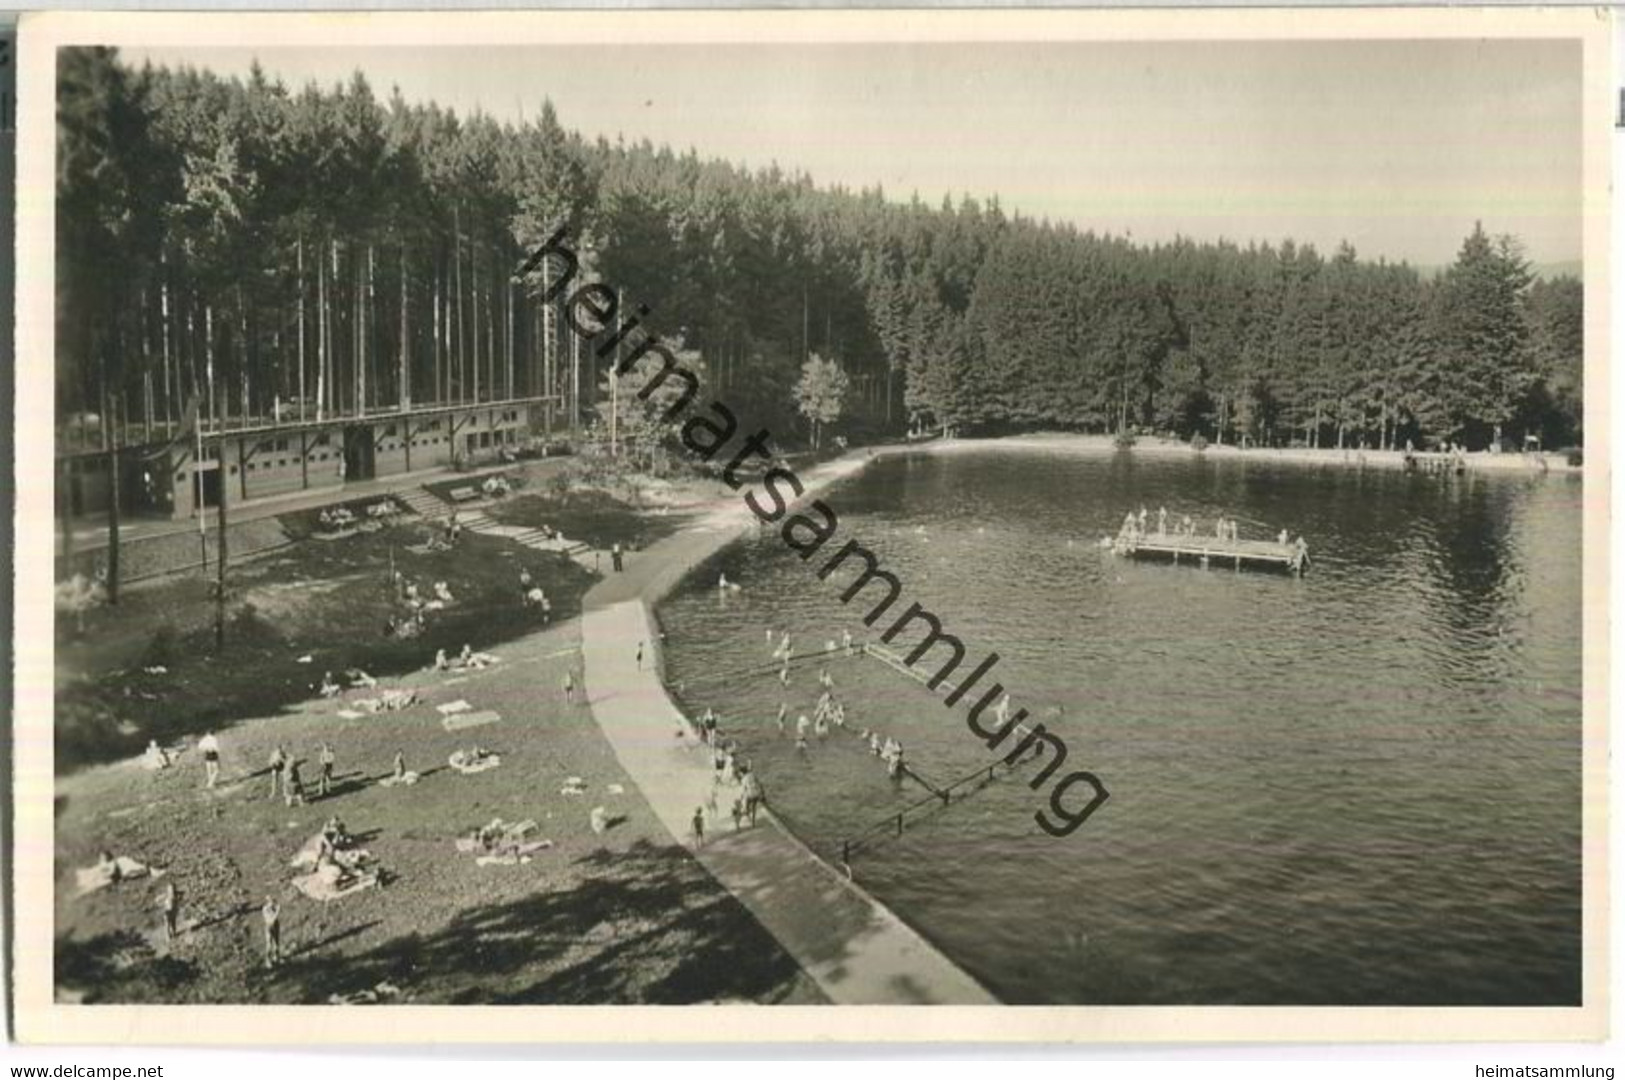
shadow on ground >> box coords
[275,840,821,1005]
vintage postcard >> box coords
[10,7,1611,1044]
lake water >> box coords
[657,448,1584,1005]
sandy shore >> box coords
[925,431,1581,474]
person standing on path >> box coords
[562,669,576,703]
[157,881,179,944]
[198,731,221,788]
[261,896,282,969]
[611,542,624,572]
[636,641,645,671]
[691,805,706,848]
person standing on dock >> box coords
[611,542,624,572]
[842,629,854,655]
[1278,528,1290,546]
[1157,507,1168,536]
[1181,515,1193,537]
[1138,506,1148,532]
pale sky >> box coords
[121,40,1583,269]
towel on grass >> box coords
[441,710,500,733]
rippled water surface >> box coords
[658,448,1584,1005]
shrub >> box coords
[1191,434,1209,452]
[1566,448,1583,467]
[1113,430,1138,450]
[142,623,179,669]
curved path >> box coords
[579,452,997,1005]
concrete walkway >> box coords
[579,450,997,1005]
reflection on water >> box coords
[659,449,1583,1005]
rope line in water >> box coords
[664,646,867,688]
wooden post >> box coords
[100,383,121,605]
[215,382,228,649]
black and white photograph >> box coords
[11,8,1610,1043]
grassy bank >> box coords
[53,619,823,1005]
[484,488,691,551]
[55,517,595,772]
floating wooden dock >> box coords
[1111,534,1308,573]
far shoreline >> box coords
[922,431,1582,475]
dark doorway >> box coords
[343,426,376,482]
[192,466,221,512]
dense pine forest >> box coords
[59,47,1583,455]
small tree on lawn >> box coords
[794,353,849,450]
[596,339,708,473]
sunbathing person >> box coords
[77,851,154,894]
[142,740,171,770]
[319,671,342,697]
[322,815,351,850]
[449,746,501,773]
